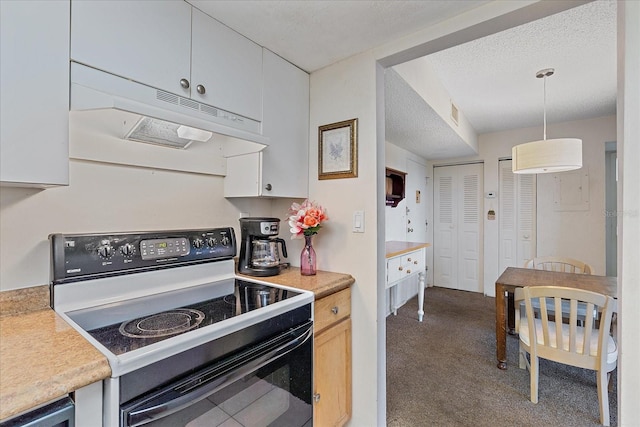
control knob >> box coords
[221,235,230,246]
[97,244,114,259]
[120,243,135,257]
[206,237,218,247]
[192,238,204,249]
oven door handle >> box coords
[124,321,313,427]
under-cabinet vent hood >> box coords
[70,62,269,151]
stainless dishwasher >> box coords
[0,397,74,427]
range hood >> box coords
[70,62,268,152]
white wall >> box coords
[618,1,640,422]
[0,158,275,291]
[427,115,615,296]
[308,52,381,427]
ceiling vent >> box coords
[450,101,459,126]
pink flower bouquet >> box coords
[288,200,328,238]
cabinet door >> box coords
[314,318,352,427]
[1,0,69,186]
[191,8,262,121]
[70,0,191,97]
[260,49,310,197]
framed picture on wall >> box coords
[318,118,358,180]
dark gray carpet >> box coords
[386,286,617,427]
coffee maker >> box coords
[238,217,288,277]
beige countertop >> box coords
[385,241,431,259]
[0,286,111,422]
[238,266,355,300]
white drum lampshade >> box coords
[512,138,582,174]
[512,68,582,174]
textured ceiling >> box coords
[385,69,476,159]
[188,0,489,73]
[189,0,617,161]
[421,0,617,135]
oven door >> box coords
[121,321,313,427]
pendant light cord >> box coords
[543,73,547,140]
[536,68,554,141]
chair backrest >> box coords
[524,256,594,275]
[515,286,616,372]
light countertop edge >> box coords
[385,241,431,259]
[237,266,355,299]
[0,288,111,422]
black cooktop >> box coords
[85,279,301,355]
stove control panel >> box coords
[50,228,236,284]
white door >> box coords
[390,159,429,311]
[498,159,536,271]
[434,163,483,292]
[406,159,428,242]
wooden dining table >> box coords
[494,267,617,369]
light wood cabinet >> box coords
[224,49,309,198]
[70,0,262,121]
[313,288,352,427]
[0,0,70,187]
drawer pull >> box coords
[331,307,339,315]
[407,257,412,262]
[406,269,412,274]
[414,260,418,264]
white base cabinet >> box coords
[225,50,309,198]
[0,0,70,187]
[385,242,429,321]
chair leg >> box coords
[597,369,610,426]
[530,355,539,404]
[519,345,527,370]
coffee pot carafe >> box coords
[238,217,288,276]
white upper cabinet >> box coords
[70,0,192,98]
[191,8,263,122]
[1,0,70,187]
[225,50,309,198]
[70,0,262,122]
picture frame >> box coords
[318,118,358,180]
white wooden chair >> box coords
[524,256,594,275]
[524,256,595,323]
[515,286,617,426]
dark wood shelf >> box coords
[385,167,406,208]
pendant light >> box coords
[512,68,582,174]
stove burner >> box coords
[119,308,205,338]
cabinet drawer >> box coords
[315,288,351,334]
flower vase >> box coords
[300,235,317,276]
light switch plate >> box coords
[353,210,365,233]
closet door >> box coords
[434,163,483,292]
[499,159,536,271]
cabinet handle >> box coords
[196,84,206,94]
[313,393,321,403]
[407,257,412,262]
[398,266,403,271]
[264,183,272,191]
[331,307,339,315]
[180,78,190,89]
[406,269,412,274]
[413,260,418,265]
